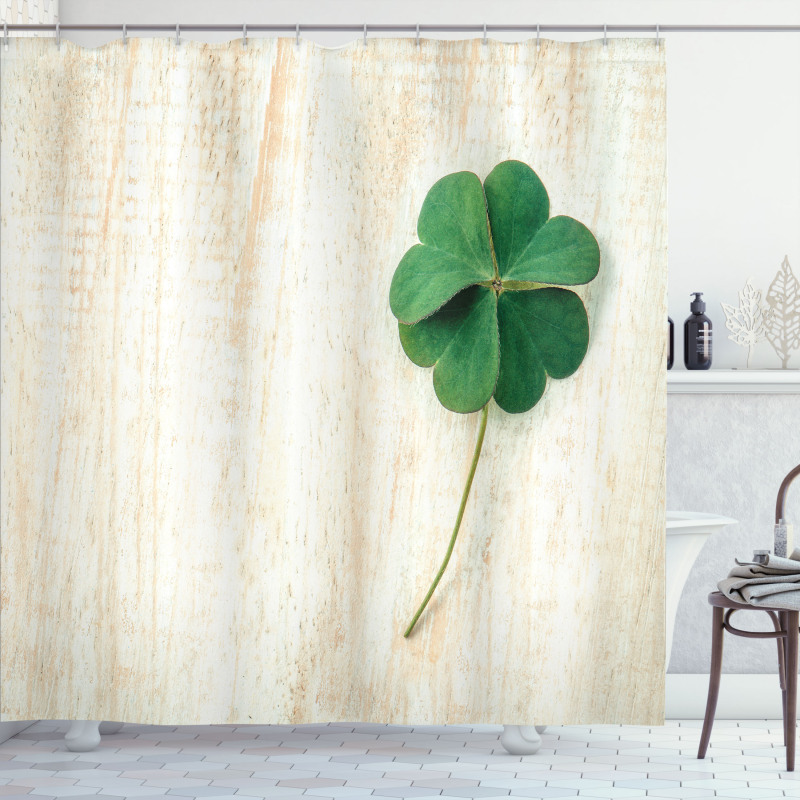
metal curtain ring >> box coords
[483,22,487,45]
[603,23,607,47]
[56,22,60,49]
[122,23,127,46]
[656,23,660,48]
[243,23,247,47]
[3,22,8,51]
[176,23,180,46]
[416,22,420,47]
[296,23,300,47]
[363,22,367,48]
[536,23,540,50]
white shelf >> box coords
[667,369,800,394]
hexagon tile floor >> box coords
[1,720,799,800]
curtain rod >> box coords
[4,23,800,34]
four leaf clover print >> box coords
[390,160,601,637]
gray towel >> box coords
[717,548,800,610]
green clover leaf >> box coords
[391,160,600,637]
[389,171,495,324]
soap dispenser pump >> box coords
[684,292,712,370]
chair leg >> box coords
[785,611,798,772]
[778,611,788,746]
[698,606,725,759]
[784,691,789,748]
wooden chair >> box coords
[697,592,798,770]
[698,463,800,771]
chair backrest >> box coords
[776,464,800,523]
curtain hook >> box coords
[56,22,60,50]
[416,22,420,48]
[656,23,660,48]
[175,23,180,47]
[242,23,247,47]
[603,23,607,48]
[295,23,300,48]
[122,23,127,46]
[3,22,8,52]
[536,22,540,51]
[363,23,367,49]
[482,23,487,46]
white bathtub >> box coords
[666,510,738,667]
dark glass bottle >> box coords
[667,317,674,370]
[684,292,712,370]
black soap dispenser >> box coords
[684,292,712,370]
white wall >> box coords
[667,394,798,673]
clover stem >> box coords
[484,201,500,281]
[403,403,489,638]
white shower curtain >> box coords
[1,35,666,725]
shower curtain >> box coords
[1,36,666,725]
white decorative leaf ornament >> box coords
[765,255,800,369]
[720,278,772,368]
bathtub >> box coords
[666,510,738,667]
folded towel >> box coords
[717,547,800,610]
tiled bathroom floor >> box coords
[1,720,798,799]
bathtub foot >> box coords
[500,724,543,754]
[98,721,124,734]
[64,721,101,752]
